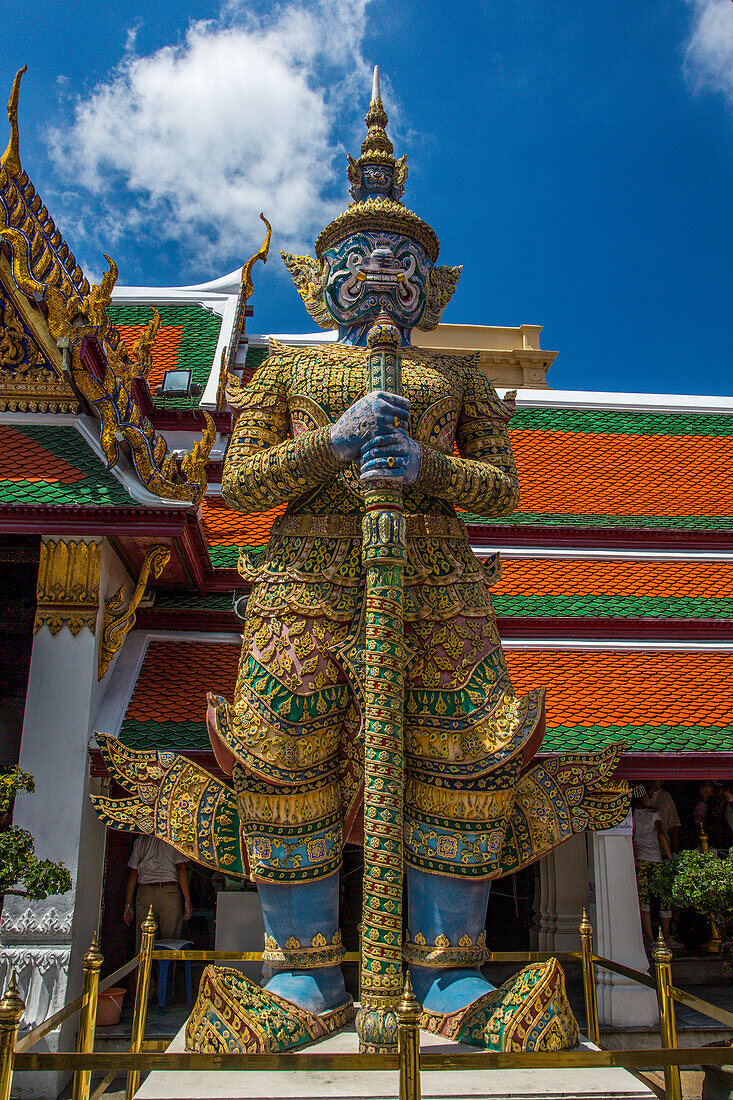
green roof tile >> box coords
[0,424,138,507]
[542,724,733,753]
[492,594,733,620]
[120,719,209,751]
[509,407,733,437]
[108,303,222,408]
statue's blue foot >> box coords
[405,867,578,1050]
[263,965,348,1015]
[410,965,496,1015]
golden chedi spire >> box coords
[360,66,393,161]
[344,65,408,205]
[1,66,27,177]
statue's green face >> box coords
[322,231,431,345]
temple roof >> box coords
[0,423,146,507]
[112,637,733,769]
[108,304,223,409]
[119,639,239,752]
[473,403,733,532]
[508,648,733,754]
[492,558,733,621]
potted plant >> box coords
[654,851,733,965]
[653,851,733,1100]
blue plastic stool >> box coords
[154,938,193,1009]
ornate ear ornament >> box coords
[418,265,463,330]
[280,250,334,330]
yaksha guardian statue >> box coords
[94,70,628,1056]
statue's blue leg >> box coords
[257,876,348,1015]
[406,866,495,1014]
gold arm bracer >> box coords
[414,367,519,517]
[222,355,341,513]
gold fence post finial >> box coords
[698,826,722,954]
[0,970,24,1100]
[652,928,682,1100]
[72,931,103,1100]
[578,909,599,1044]
[397,971,422,1100]
[126,907,157,1100]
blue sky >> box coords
[1,0,732,395]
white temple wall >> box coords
[589,828,658,1028]
[534,827,657,1030]
[0,537,135,1098]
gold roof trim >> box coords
[0,68,215,505]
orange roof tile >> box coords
[510,429,733,519]
[115,323,184,388]
[0,424,84,483]
[126,641,240,724]
[495,558,733,600]
[506,649,733,729]
[201,497,286,547]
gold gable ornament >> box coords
[98,545,171,679]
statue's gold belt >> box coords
[271,513,467,540]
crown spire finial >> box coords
[345,67,408,204]
[372,65,380,103]
[1,66,27,177]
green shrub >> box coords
[655,850,733,920]
[653,849,733,965]
[0,768,72,901]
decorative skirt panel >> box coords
[420,959,579,1051]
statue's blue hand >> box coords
[330,391,410,463]
[360,430,422,486]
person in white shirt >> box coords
[123,835,192,950]
[632,785,676,948]
[648,780,681,851]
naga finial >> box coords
[241,213,272,302]
[1,66,27,177]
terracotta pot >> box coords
[96,987,125,1027]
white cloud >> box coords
[684,0,733,105]
[47,0,377,272]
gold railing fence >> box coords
[0,907,730,1100]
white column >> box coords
[551,834,589,953]
[590,829,658,1027]
[0,538,128,1098]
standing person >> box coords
[632,786,677,949]
[723,787,733,850]
[123,835,192,949]
[694,783,714,846]
[648,780,681,852]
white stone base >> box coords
[136,1021,655,1100]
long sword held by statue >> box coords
[355,317,408,1054]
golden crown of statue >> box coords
[314,67,440,263]
[281,68,461,331]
